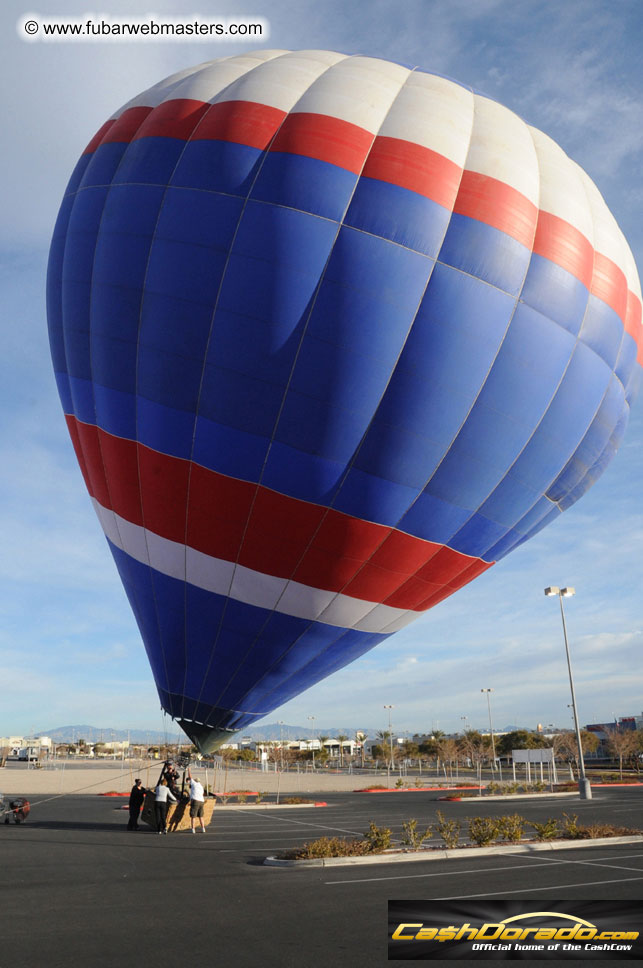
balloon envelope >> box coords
[47,51,642,751]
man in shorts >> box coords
[187,768,206,833]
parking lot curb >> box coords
[355,786,481,793]
[440,792,582,802]
[591,782,643,787]
[217,801,328,809]
[263,834,643,868]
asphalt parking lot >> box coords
[1,787,641,968]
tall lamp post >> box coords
[544,586,591,799]
[384,705,395,770]
[480,689,497,776]
[307,716,316,769]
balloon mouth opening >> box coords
[176,718,238,755]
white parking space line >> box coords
[219,846,309,852]
[432,875,643,900]
[518,851,643,874]
[216,809,364,837]
[325,851,643,886]
[602,807,643,813]
[214,835,326,843]
[326,860,557,885]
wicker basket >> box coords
[141,791,216,832]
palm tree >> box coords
[376,729,394,768]
[317,735,329,765]
[336,733,349,767]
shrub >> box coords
[294,837,371,859]
[414,778,425,788]
[561,812,581,839]
[283,796,314,804]
[395,778,405,788]
[288,821,394,859]
[237,793,247,803]
[530,817,560,841]
[497,813,526,842]
[255,792,263,803]
[401,819,433,849]
[364,821,393,852]
[435,810,461,848]
[468,816,500,846]
[517,781,547,793]
[486,781,501,795]
[571,822,641,840]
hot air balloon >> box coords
[47,51,641,752]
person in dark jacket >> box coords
[127,778,147,830]
[160,761,181,799]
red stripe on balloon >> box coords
[83,119,117,155]
[82,106,154,154]
[132,98,212,142]
[79,97,639,347]
[65,415,492,611]
[533,211,594,291]
[453,170,538,250]
[191,100,286,149]
[624,291,643,366]
[591,251,629,324]
[361,136,462,210]
[269,111,374,173]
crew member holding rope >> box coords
[187,767,207,833]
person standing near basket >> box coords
[153,778,176,835]
[187,767,207,833]
[127,778,147,830]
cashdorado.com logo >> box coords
[388,901,643,960]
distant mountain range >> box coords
[36,722,526,743]
[37,723,380,744]
[39,725,174,744]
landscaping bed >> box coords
[439,779,643,800]
[265,834,643,867]
[268,812,642,865]
[214,793,321,806]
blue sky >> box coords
[2,0,642,738]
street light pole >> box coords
[384,705,395,770]
[544,586,592,800]
[480,689,497,775]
